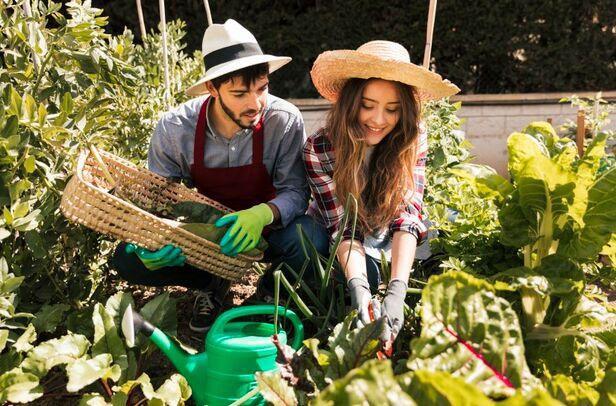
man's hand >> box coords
[215,203,273,256]
[125,244,185,270]
[347,277,373,327]
[380,279,407,342]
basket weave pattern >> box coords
[60,149,260,281]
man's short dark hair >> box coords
[210,63,269,89]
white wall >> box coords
[292,91,616,176]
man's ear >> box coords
[205,81,218,98]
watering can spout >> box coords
[121,305,203,384]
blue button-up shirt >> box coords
[148,94,309,227]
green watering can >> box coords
[121,304,303,406]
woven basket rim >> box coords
[74,149,263,262]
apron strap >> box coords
[252,116,264,164]
[193,97,211,172]
[193,96,265,168]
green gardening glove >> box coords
[215,203,273,256]
[125,243,186,270]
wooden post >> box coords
[576,109,585,157]
[136,0,147,40]
[547,117,553,124]
[159,0,171,109]
[203,0,213,26]
[423,0,438,69]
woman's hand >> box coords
[380,279,407,341]
[380,231,417,342]
[347,277,373,326]
[337,239,374,326]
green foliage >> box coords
[0,290,180,404]
[545,374,600,406]
[406,271,540,397]
[0,4,200,400]
[313,360,415,405]
[0,0,201,315]
[0,2,613,405]
[257,309,562,405]
[66,353,121,392]
[424,101,515,275]
[0,370,43,404]
[525,296,615,385]
[256,371,298,406]
[500,123,614,266]
[400,370,493,406]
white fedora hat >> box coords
[186,19,291,97]
[311,40,460,102]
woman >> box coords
[303,40,459,342]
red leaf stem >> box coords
[443,325,515,388]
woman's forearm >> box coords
[390,231,417,282]
[337,239,367,281]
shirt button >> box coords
[231,147,236,151]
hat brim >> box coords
[310,50,460,102]
[186,55,291,97]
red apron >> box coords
[190,97,276,211]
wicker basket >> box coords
[60,148,261,281]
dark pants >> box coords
[111,215,330,291]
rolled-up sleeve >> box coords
[269,113,310,227]
[148,114,183,179]
[388,126,429,244]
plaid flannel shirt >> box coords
[303,125,428,245]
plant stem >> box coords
[527,324,585,340]
[285,265,327,314]
[45,262,67,302]
[32,44,55,96]
[229,387,260,406]
[134,398,148,406]
[278,272,314,320]
[100,378,113,398]
[408,277,427,286]
[273,270,280,335]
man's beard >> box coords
[218,94,262,130]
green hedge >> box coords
[94,0,616,98]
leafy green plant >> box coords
[257,271,570,405]
[0,0,205,403]
[422,100,519,275]
[0,291,187,404]
[0,0,203,314]
[451,121,615,392]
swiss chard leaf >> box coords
[407,271,540,397]
[313,360,415,406]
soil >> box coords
[128,268,263,350]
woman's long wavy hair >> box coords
[327,78,421,233]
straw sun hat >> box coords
[310,40,460,102]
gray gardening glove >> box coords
[380,279,408,342]
[347,277,372,327]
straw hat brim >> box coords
[186,55,291,97]
[310,50,460,102]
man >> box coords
[112,19,328,332]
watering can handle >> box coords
[209,305,304,350]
